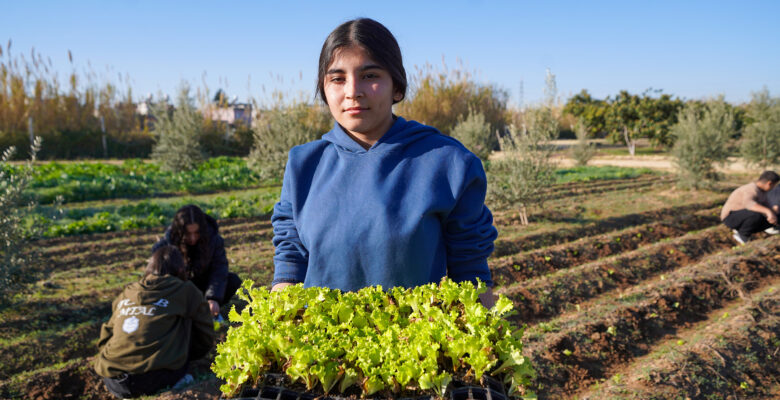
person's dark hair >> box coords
[145,245,187,280]
[317,18,407,104]
[758,170,780,184]
[169,204,211,275]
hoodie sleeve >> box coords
[187,285,216,361]
[96,296,119,350]
[443,156,497,287]
[271,155,309,286]
[204,234,229,301]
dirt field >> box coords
[1,174,778,399]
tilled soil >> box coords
[490,210,720,286]
[580,278,780,400]
[492,197,725,256]
[498,226,736,323]
[523,238,780,399]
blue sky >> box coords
[2,0,778,106]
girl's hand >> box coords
[271,282,294,292]
[208,300,220,316]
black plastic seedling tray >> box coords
[222,374,509,400]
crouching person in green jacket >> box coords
[94,245,216,398]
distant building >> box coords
[202,89,254,128]
[134,90,255,131]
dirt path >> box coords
[491,151,766,175]
[553,155,764,174]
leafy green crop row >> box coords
[30,189,279,237]
[213,279,536,399]
[1,157,276,204]
[553,165,655,183]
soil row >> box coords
[492,197,726,257]
[542,175,663,193]
[522,237,780,399]
[544,177,670,202]
[497,226,735,324]
[42,219,274,273]
[581,279,780,400]
[489,209,720,287]
[39,215,271,256]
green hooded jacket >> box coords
[94,274,215,377]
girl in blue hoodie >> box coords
[270,18,498,306]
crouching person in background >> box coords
[94,245,215,399]
[153,204,242,320]
[721,170,780,244]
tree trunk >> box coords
[623,126,636,157]
[520,204,529,226]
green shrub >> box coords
[249,101,330,181]
[0,137,43,304]
[488,116,556,225]
[395,64,509,136]
[450,108,496,161]
[488,72,558,225]
[569,119,596,166]
[671,97,734,189]
[151,83,206,172]
[740,88,780,169]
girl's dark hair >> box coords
[169,204,210,275]
[145,245,187,280]
[317,18,407,104]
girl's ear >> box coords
[393,90,403,102]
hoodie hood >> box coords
[131,274,185,303]
[321,116,440,154]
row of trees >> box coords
[565,89,690,154]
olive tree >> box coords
[488,70,557,225]
[740,88,780,169]
[671,98,734,189]
[150,84,205,172]
[450,108,496,161]
[1,137,43,304]
[569,118,596,166]
[249,102,331,182]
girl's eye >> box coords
[364,73,378,79]
[329,76,344,83]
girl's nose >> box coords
[344,77,363,99]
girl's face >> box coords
[184,223,200,246]
[324,46,403,145]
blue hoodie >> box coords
[271,116,497,292]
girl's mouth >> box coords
[345,107,368,115]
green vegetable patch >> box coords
[213,278,536,399]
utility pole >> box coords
[28,115,34,145]
[518,80,524,111]
[100,115,108,158]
